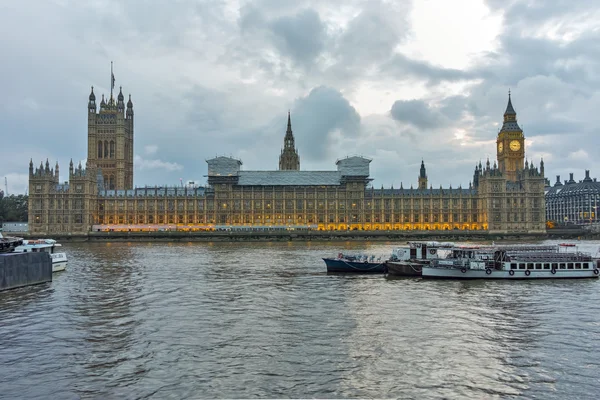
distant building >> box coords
[27,80,545,234]
[2,222,28,233]
[545,171,600,224]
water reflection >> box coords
[0,240,598,399]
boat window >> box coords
[510,263,517,270]
[527,263,534,270]
[583,263,590,269]
[32,248,37,252]
[575,263,581,269]
[535,263,542,269]
[551,263,558,269]
[560,263,566,269]
[543,263,551,269]
[567,263,574,269]
[519,263,526,270]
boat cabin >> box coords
[14,240,62,255]
[391,241,455,261]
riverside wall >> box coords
[15,228,597,243]
[0,252,52,292]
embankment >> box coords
[15,228,598,242]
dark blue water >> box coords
[1,240,599,399]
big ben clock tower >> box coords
[496,91,524,182]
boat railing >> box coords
[450,245,560,253]
[337,253,383,262]
[431,252,595,268]
[509,252,593,262]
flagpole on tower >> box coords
[110,61,114,99]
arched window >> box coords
[104,175,108,187]
[109,175,115,190]
[98,141,103,158]
[104,140,109,158]
[110,140,115,159]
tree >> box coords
[0,194,28,223]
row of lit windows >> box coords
[96,213,485,226]
[96,212,481,223]
[96,199,482,210]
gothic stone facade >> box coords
[28,88,546,234]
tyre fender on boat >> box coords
[525,270,531,276]
[485,268,492,275]
[551,268,557,274]
[594,269,599,275]
[461,267,467,273]
[509,270,515,276]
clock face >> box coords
[497,142,503,153]
[510,140,521,151]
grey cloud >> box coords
[291,86,362,161]
[380,53,474,85]
[6,0,600,193]
[485,0,595,27]
[239,6,327,67]
[438,95,470,120]
[269,9,326,65]
[334,3,408,64]
[390,100,446,129]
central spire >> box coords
[279,111,300,170]
[284,110,295,148]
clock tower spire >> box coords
[496,90,524,182]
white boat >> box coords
[422,243,600,279]
[12,238,68,273]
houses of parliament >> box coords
[28,81,546,234]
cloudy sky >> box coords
[2,0,599,194]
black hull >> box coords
[323,258,387,274]
[385,261,424,277]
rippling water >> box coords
[1,239,600,399]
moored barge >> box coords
[323,253,387,274]
[385,241,455,277]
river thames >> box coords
[1,240,599,399]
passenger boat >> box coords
[385,241,455,277]
[13,238,68,273]
[421,243,600,279]
[0,233,24,253]
[323,252,387,274]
